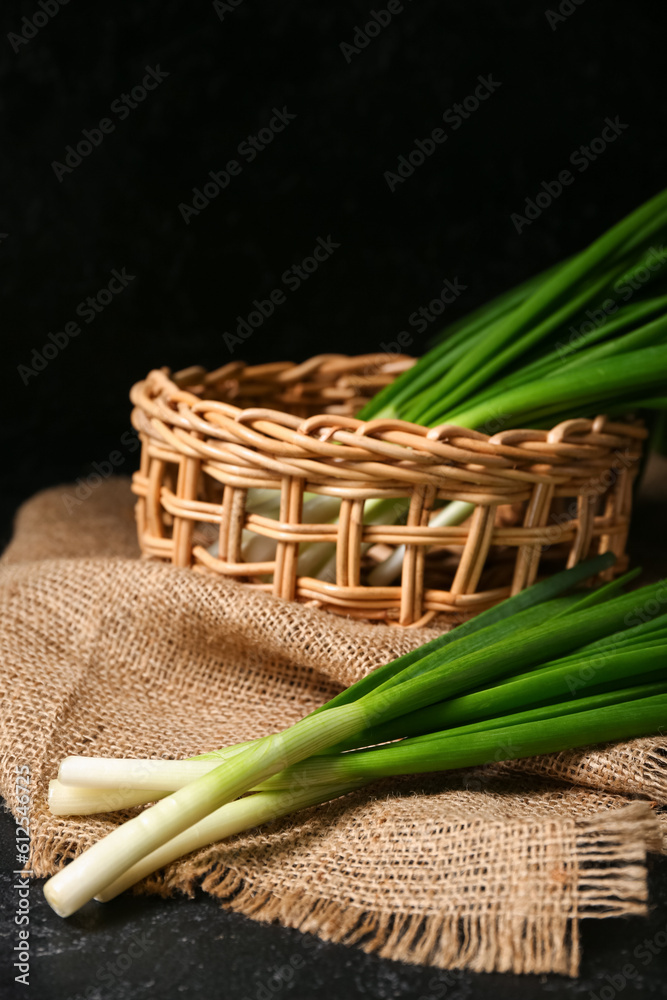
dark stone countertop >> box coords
[1,809,667,1000]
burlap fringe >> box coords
[643,745,667,802]
[125,801,659,978]
[196,877,577,975]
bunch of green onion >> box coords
[44,555,667,917]
[218,187,667,585]
[359,186,667,428]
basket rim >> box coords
[130,360,648,479]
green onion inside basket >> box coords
[208,187,667,586]
[44,556,667,917]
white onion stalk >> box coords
[43,702,366,917]
[57,740,257,791]
[291,494,341,577]
[244,489,285,512]
[48,780,166,816]
[208,489,287,560]
[207,488,426,584]
[57,757,221,792]
[208,491,343,570]
[296,496,410,582]
[368,500,475,586]
[94,781,359,902]
[208,490,419,583]
[50,746,322,808]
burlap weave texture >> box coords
[1,477,665,977]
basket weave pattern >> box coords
[130,357,646,626]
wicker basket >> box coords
[130,355,647,627]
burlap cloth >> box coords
[1,476,666,977]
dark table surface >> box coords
[1,807,667,1000]
[2,460,667,999]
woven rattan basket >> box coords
[130,355,647,627]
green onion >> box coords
[340,643,667,748]
[92,781,362,903]
[318,553,615,711]
[349,193,667,585]
[43,562,667,917]
[261,691,667,790]
[214,195,667,592]
[91,685,667,899]
[444,343,667,431]
[358,188,667,432]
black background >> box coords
[3,0,666,537]
[2,0,667,996]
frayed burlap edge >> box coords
[108,800,661,978]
